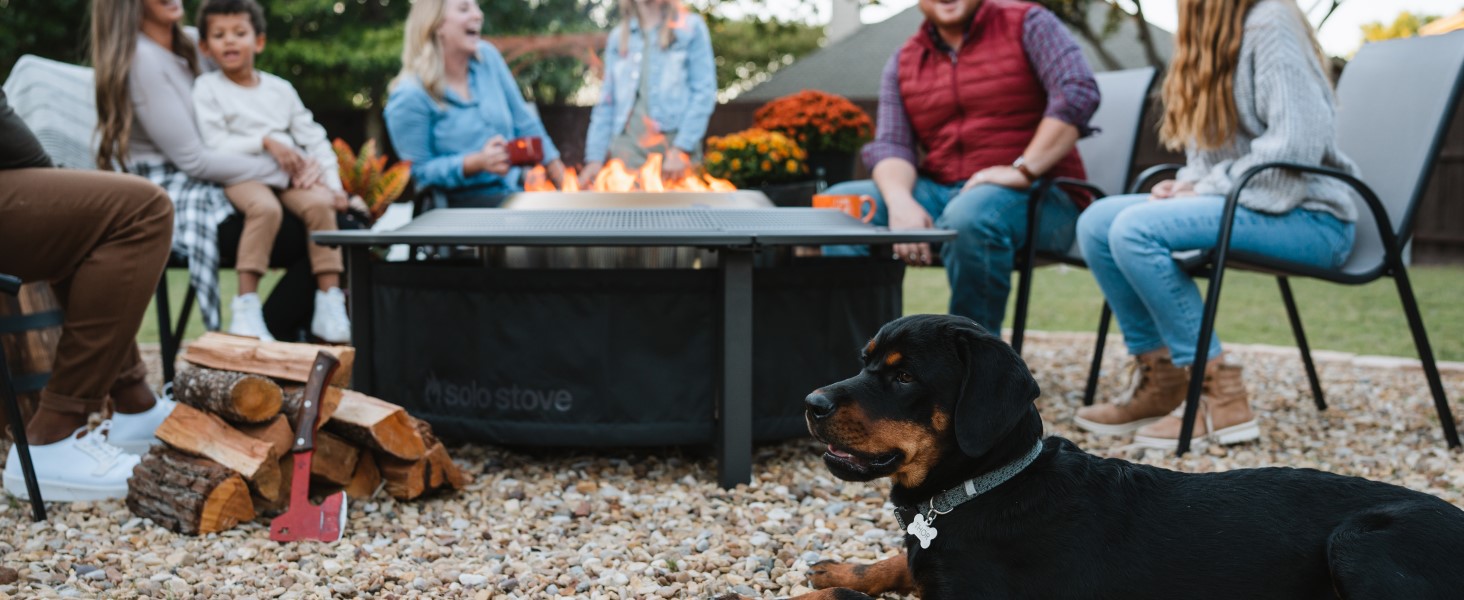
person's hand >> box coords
[545,159,567,189]
[291,158,323,190]
[663,148,690,180]
[468,136,511,176]
[887,195,936,266]
[262,136,305,178]
[1150,179,1195,200]
[578,160,604,188]
[326,187,350,212]
[962,165,1031,192]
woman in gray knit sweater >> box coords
[1072,0,1358,449]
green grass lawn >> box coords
[141,265,1464,361]
[903,264,1464,362]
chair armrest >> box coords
[1050,177,1109,199]
[1229,161,1396,252]
[1129,163,1183,195]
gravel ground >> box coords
[0,334,1461,599]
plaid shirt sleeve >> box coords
[1022,8,1100,137]
[860,53,920,170]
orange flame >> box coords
[638,115,667,149]
[520,153,736,192]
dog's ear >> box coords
[950,321,1041,458]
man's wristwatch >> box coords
[1012,156,1036,183]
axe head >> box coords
[270,455,347,543]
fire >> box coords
[524,152,736,193]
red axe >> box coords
[270,351,348,543]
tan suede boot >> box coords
[1132,361,1260,449]
[1073,353,1189,435]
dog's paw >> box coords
[807,560,866,589]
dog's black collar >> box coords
[894,440,1045,531]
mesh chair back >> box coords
[1334,32,1464,276]
[1057,67,1156,260]
[1077,67,1157,197]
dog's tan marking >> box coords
[865,338,878,355]
[883,351,903,366]
[866,421,942,489]
[808,553,915,594]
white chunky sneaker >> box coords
[311,287,351,344]
[3,421,141,502]
[228,293,275,342]
[109,394,178,455]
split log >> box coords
[182,332,354,387]
[237,415,294,459]
[425,443,467,490]
[282,386,342,431]
[126,446,254,535]
[155,404,283,502]
[325,390,426,461]
[173,366,282,424]
[380,442,467,500]
[345,453,381,500]
[310,430,361,487]
[253,454,292,516]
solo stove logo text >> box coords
[423,373,573,413]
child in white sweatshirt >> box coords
[192,0,351,344]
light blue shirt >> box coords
[584,13,717,164]
[384,41,560,194]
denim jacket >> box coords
[384,41,560,194]
[584,12,717,163]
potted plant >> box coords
[332,138,412,225]
[704,128,816,206]
[753,90,873,185]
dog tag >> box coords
[907,513,938,549]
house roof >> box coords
[737,3,1173,102]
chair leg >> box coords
[154,275,176,387]
[1011,254,1035,356]
[1082,302,1112,407]
[1179,269,1227,456]
[1277,277,1325,411]
[0,351,46,521]
[1393,270,1460,448]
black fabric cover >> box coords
[368,257,903,447]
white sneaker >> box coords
[109,394,177,455]
[3,421,141,502]
[228,293,275,342]
[311,287,351,344]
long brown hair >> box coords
[91,0,198,170]
[615,0,684,57]
[1160,0,1326,150]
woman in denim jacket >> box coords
[385,0,566,208]
[579,0,716,186]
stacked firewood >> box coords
[125,333,467,535]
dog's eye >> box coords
[896,371,914,384]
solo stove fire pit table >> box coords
[315,192,954,488]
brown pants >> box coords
[223,182,343,276]
[0,169,173,415]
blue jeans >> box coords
[823,177,1079,333]
[1076,194,1355,367]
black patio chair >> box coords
[1010,67,1157,356]
[0,273,47,521]
[1131,32,1464,455]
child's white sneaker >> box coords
[3,421,140,502]
[228,293,275,342]
[109,394,177,455]
[311,287,351,344]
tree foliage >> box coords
[1361,11,1440,44]
[706,13,823,100]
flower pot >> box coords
[756,179,822,207]
[807,150,856,185]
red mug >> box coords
[812,193,876,223]
[507,136,544,166]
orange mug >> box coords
[812,194,876,223]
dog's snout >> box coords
[805,391,836,419]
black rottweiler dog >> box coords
[725,314,1464,600]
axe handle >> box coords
[293,351,341,452]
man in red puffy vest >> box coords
[823,0,1099,334]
